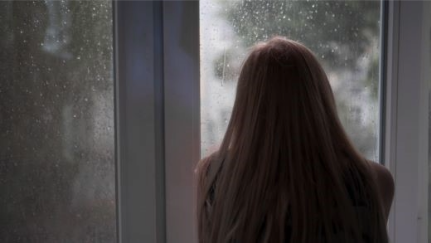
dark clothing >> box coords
[205,165,373,243]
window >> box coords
[1,1,431,243]
[200,0,382,161]
[0,1,115,242]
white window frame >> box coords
[114,1,200,243]
[384,1,431,243]
[114,1,167,243]
[114,1,431,242]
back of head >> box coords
[197,37,388,243]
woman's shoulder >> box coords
[367,161,395,220]
[196,151,225,190]
[196,151,225,203]
[196,151,220,176]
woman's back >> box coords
[198,153,392,243]
[196,37,393,243]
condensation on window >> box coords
[200,0,381,161]
[0,1,115,242]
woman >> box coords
[196,37,394,243]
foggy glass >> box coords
[0,1,116,242]
[200,0,381,161]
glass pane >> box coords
[200,0,381,161]
[0,1,116,242]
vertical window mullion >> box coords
[384,1,399,241]
[115,1,164,242]
[384,1,430,242]
[163,1,200,243]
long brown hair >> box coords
[196,37,388,243]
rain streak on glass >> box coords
[200,0,381,161]
[0,1,116,242]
